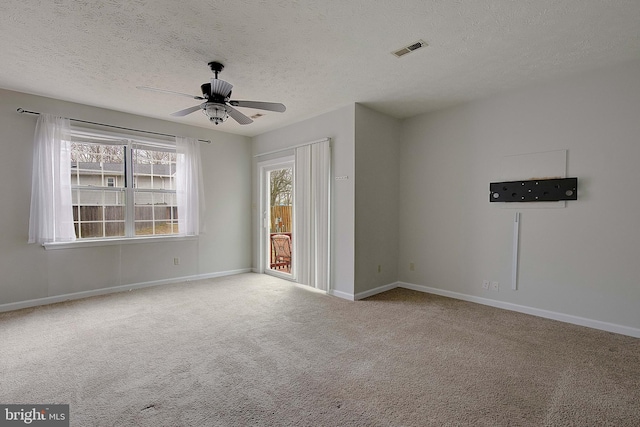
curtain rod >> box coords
[253,137,330,158]
[16,108,211,144]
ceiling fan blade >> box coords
[137,86,205,100]
[229,100,286,113]
[170,105,203,117]
[226,105,253,125]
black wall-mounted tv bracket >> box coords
[489,178,578,202]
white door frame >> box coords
[257,156,295,280]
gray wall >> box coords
[0,89,252,305]
[252,105,356,296]
[4,57,639,333]
[250,103,401,298]
[354,104,400,294]
[398,59,640,330]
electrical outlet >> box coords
[491,281,499,291]
[174,257,180,265]
[482,280,490,290]
[409,263,415,271]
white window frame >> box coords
[44,128,193,250]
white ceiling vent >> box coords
[392,40,427,58]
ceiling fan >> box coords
[137,62,286,125]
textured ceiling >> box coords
[1,0,639,137]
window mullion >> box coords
[125,142,135,237]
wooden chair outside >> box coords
[270,234,292,272]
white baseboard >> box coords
[0,268,252,313]
[398,282,640,339]
[193,268,253,281]
[354,282,400,300]
[327,289,355,301]
[328,281,399,302]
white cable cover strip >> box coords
[512,212,520,290]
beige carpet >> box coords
[1,273,638,426]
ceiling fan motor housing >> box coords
[202,80,233,101]
[201,83,211,98]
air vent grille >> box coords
[392,39,427,58]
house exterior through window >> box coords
[70,131,178,239]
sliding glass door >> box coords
[261,158,294,278]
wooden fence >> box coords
[73,205,177,238]
[270,205,292,233]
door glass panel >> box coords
[267,166,293,275]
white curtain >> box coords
[294,139,331,290]
[28,114,76,244]
[175,136,205,235]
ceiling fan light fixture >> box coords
[204,103,228,125]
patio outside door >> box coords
[262,159,294,278]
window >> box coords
[29,113,203,246]
[70,133,179,239]
[131,144,178,236]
